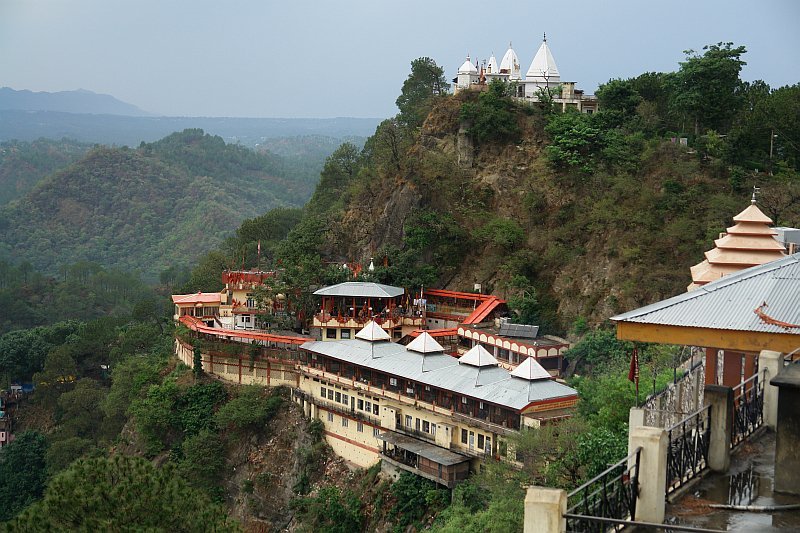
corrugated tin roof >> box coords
[301,339,577,411]
[378,432,469,465]
[313,282,404,298]
[611,254,800,334]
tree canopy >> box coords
[396,57,450,128]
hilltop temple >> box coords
[454,35,598,114]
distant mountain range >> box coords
[0,87,383,147]
[0,87,152,116]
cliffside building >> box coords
[454,35,598,114]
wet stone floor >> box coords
[667,430,800,531]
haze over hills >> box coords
[0,88,384,148]
[0,87,152,116]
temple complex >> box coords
[454,35,598,114]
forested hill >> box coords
[0,138,92,206]
[191,47,800,334]
[0,129,315,280]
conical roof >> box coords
[688,201,786,290]
[406,332,444,354]
[458,55,478,74]
[511,356,551,380]
[486,53,498,74]
[355,320,391,342]
[459,344,499,367]
[526,38,560,83]
[499,44,521,79]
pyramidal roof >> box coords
[458,55,478,74]
[525,37,560,83]
[499,44,521,79]
[406,331,444,354]
[459,344,499,367]
[355,320,391,342]
[511,357,551,380]
[688,201,786,291]
[487,53,498,74]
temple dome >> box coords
[486,53,498,74]
[458,55,478,74]
[499,44,521,79]
[525,37,560,83]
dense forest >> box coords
[1,42,799,530]
[0,130,324,280]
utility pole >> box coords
[769,129,779,175]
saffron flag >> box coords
[627,347,639,384]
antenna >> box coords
[543,32,547,42]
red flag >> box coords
[627,347,639,384]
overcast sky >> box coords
[2,0,798,118]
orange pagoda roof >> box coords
[688,201,785,291]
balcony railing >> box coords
[731,370,765,448]
[564,447,641,532]
[394,422,436,443]
[666,405,711,495]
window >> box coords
[462,396,468,404]
[405,415,412,428]
[461,429,468,444]
[357,422,364,433]
[478,434,485,450]
[341,394,348,405]
[374,427,381,437]
[327,389,334,400]
[389,377,398,386]
[335,392,341,403]
[422,421,430,433]
[341,417,348,428]
[431,424,436,437]
[358,399,364,410]
[485,436,492,454]
[469,431,475,448]
[321,387,326,397]
[373,404,379,415]
[479,402,484,410]
[327,412,334,422]
[340,329,351,339]
[364,401,371,412]
[326,329,337,339]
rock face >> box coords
[320,95,734,331]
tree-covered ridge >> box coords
[185,45,800,334]
[0,130,317,280]
[0,138,91,206]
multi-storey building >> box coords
[294,322,578,487]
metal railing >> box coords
[731,370,765,448]
[666,405,711,495]
[564,447,641,532]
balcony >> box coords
[394,422,436,443]
[313,313,423,330]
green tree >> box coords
[213,385,283,433]
[460,79,521,144]
[193,346,203,378]
[669,42,747,134]
[5,456,239,531]
[0,431,49,521]
[396,57,450,128]
[56,377,107,439]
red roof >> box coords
[179,315,309,346]
[463,296,503,325]
[172,292,223,305]
[424,289,496,302]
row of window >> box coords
[325,411,380,436]
[319,385,380,416]
[460,428,495,454]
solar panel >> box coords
[498,323,539,339]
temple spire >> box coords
[752,186,760,205]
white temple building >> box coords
[454,35,598,114]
